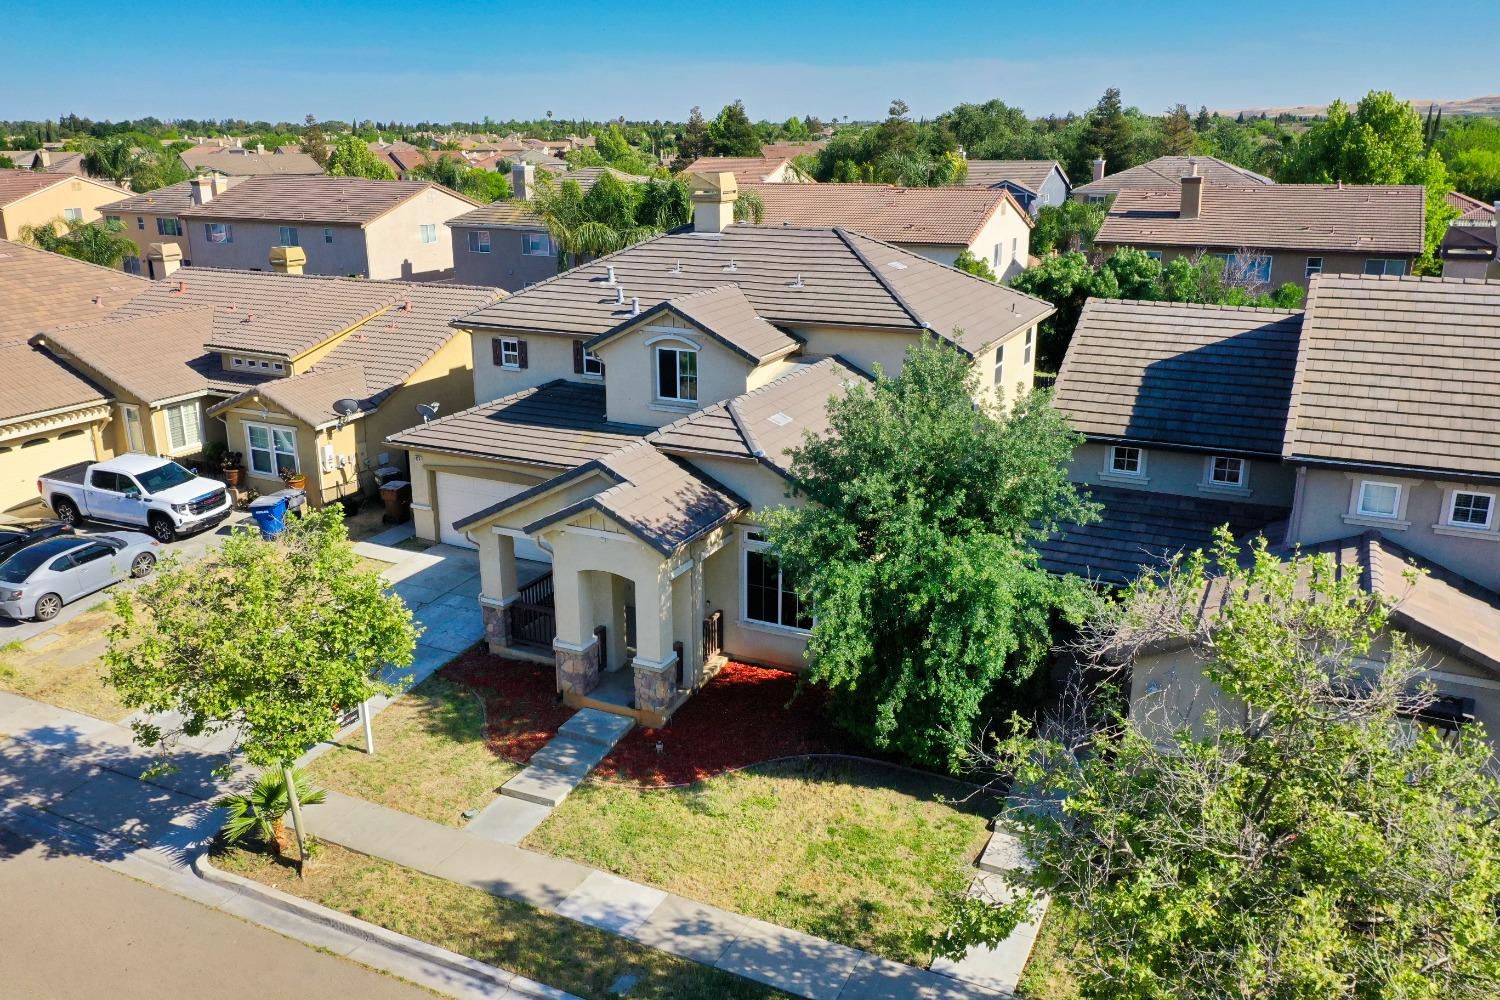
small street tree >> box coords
[324,133,395,180]
[761,340,1097,769]
[104,508,417,865]
[944,530,1500,999]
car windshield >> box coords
[136,462,196,494]
[0,539,80,584]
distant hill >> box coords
[1217,94,1500,119]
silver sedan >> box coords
[0,532,160,621]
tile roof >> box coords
[385,380,650,468]
[683,156,803,184]
[179,176,480,225]
[1096,183,1425,254]
[0,170,113,207]
[1072,155,1273,196]
[1439,223,1495,261]
[760,142,826,160]
[589,285,800,364]
[1036,484,1287,585]
[962,160,1069,193]
[1446,190,1495,224]
[179,150,325,176]
[0,239,151,422]
[744,182,1028,246]
[1283,274,1500,476]
[100,179,200,215]
[1055,299,1303,456]
[457,225,1052,357]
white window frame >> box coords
[323,227,334,244]
[498,337,522,370]
[1023,326,1034,365]
[1447,490,1495,530]
[992,345,1004,387]
[1305,256,1324,279]
[163,401,203,453]
[581,346,604,377]
[1363,258,1407,277]
[1205,454,1248,489]
[206,222,232,244]
[120,404,145,452]
[246,422,298,477]
[739,528,811,635]
[1107,445,1146,479]
[655,345,698,403]
[1356,480,1401,519]
[522,231,552,256]
[468,229,491,254]
[277,225,299,247]
[63,207,82,223]
[419,223,437,245]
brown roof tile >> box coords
[179,150,325,176]
[1073,155,1273,196]
[179,176,479,225]
[683,156,805,184]
[745,182,1028,246]
[1446,190,1495,223]
[962,160,1069,193]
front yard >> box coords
[0,605,131,722]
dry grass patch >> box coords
[306,677,515,826]
[1017,903,1085,999]
[219,842,787,999]
[0,608,131,721]
[525,758,995,965]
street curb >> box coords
[192,851,575,1000]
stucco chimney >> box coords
[255,143,266,155]
[512,162,535,201]
[690,171,738,234]
[36,150,52,169]
[1180,174,1204,220]
[189,176,216,206]
[147,242,182,280]
[270,245,307,275]
[1091,158,1106,182]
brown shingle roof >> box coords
[760,142,825,160]
[745,182,1028,246]
[0,171,124,208]
[589,285,799,364]
[459,225,1051,357]
[179,150,325,176]
[1073,155,1273,196]
[1098,183,1425,255]
[1283,274,1500,476]
[962,160,1069,193]
[1446,190,1495,224]
[683,156,803,184]
[101,179,200,215]
[1055,299,1303,456]
[179,176,479,225]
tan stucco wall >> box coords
[469,328,587,404]
[406,453,552,543]
[1093,243,1417,290]
[1069,441,1296,508]
[363,186,473,281]
[0,408,113,510]
[0,177,124,241]
[107,210,190,273]
[595,314,757,428]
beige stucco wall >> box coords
[106,210,190,273]
[1093,243,1417,290]
[363,186,473,281]
[0,177,124,241]
[1069,441,1296,508]
[469,328,588,404]
[0,407,113,510]
[595,315,758,428]
[406,452,552,543]
[792,324,921,379]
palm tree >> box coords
[81,137,143,186]
[218,768,327,857]
[20,217,140,269]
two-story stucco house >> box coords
[101,175,247,275]
[961,160,1071,215]
[386,172,1053,726]
[1045,275,1500,746]
[179,176,480,281]
[1093,171,1426,289]
[744,180,1034,279]
[0,171,130,241]
[1071,154,1273,204]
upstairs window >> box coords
[156,217,182,236]
[419,223,437,244]
[205,222,233,244]
[1448,490,1493,529]
[136,216,145,230]
[63,207,82,222]
[1363,258,1407,276]
[495,337,524,370]
[1357,480,1401,519]
[582,346,604,377]
[1144,250,1163,260]
[277,226,299,246]
[522,232,552,256]
[1306,256,1324,279]
[1226,252,1273,285]
[323,228,334,244]
[656,346,697,403]
[468,230,491,254]
[1208,455,1246,487]
[992,347,1004,387]
[1109,445,1144,477]
[1023,327,1034,365]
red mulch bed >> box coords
[593,661,857,786]
[438,645,574,764]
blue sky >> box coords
[8,1,1499,124]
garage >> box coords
[434,472,550,562]
[0,426,100,512]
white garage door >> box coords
[1,427,99,511]
[435,472,550,562]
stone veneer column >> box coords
[555,638,601,696]
[479,596,514,653]
[632,656,676,716]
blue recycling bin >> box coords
[248,494,290,539]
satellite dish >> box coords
[416,402,441,423]
[333,398,361,417]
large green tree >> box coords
[324,134,396,180]
[21,217,139,268]
[105,508,416,862]
[707,100,761,157]
[945,530,1500,999]
[411,154,510,201]
[1085,88,1134,172]
[761,340,1097,768]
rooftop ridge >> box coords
[1086,297,1304,316]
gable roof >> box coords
[1073,155,1273,196]
[457,225,1052,357]
[962,160,1069,193]
[760,142,825,160]
[683,156,804,184]
[1446,190,1495,224]
[179,149,325,177]
[1054,299,1303,456]
[100,178,203,215]
[744,182,1030,246]
[1283,274,1500,477]
[1097,183,1425,255]
[588,285,800,364]
[0,170,123,208]
[179,176,479,225]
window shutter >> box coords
[492,337,503,367]
[517,340,529,369]
[573,340,584,374]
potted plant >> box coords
[219,449,245,488]
[279,466,307,491]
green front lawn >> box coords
[220,842,787,999]
[524,758,995,966]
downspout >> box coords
[1283,465,1307,548]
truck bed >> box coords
[41,461,91,487]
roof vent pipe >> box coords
[631,297,640,316]
[615,286,625,305]
[605,265,616,285]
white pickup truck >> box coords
[38,453,233,543]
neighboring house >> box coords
[1439,195,1498,279]
[178,147,325,178]
[447,164,651,291]
[387,172,1052,726]
[0,171,130,241]
[744,181,1034,278]
[1,150,87,175]
[760,142,825,160]
[33,246,502,506]
[179,176,481,281]
[1045,275,1500,744]
[1446,190,1495,225]
[1071,154,1273,203]
[1094,174,1425,288]
[682,155,812,184]
[961,160,1071,215]
[0,239,150,509]
[101,175,247,275]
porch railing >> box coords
[702,610,724,663]
[512,571,556,649]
